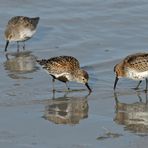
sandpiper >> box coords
[114,53,148,90]
[37,56,92,92]
[4,16,40,52]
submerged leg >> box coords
[23,41,25,50]
[146,91,148,104]
[17,41,20,52]
[135,80,142,90]
[65,82,70,90]
[52,78,56,92]
[145,78,148,91]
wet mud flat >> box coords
[1,0,148,148]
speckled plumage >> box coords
[114,53,148,90]
[4,16,40,51]
[37,56,91,92]
[38,56,80,75]
[123,53,148,72]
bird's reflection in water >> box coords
[4,51,38,79]
[43,93,89,125]
[114,92,148,135]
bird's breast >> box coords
[19,29,36,41]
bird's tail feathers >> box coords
[32,17,40,26]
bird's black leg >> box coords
[145,78,148,92]
[65,82,70,90]
[114,77,119,90]
[17,41,20,52]
[23,41,25,50]
[135,80,142,90]
[52,78,56,92]
[4,40,9,52]
[146,91,148,104]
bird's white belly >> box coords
[55,73,73,81]
[20,29,36,41]
[43,69,72,81]
[127,69,148,80]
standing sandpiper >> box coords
[37,56,92,92]
[4,16,40,52]
[114,53,148,90]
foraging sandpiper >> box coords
[37,56,92,92]
[4,16,40,52]
[114,53,148,90]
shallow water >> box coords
[1,0,148,147]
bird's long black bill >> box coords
[85,83,92,93]
[114,77,119,90]
[4,40,9,52]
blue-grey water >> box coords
[1,0,148,147]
